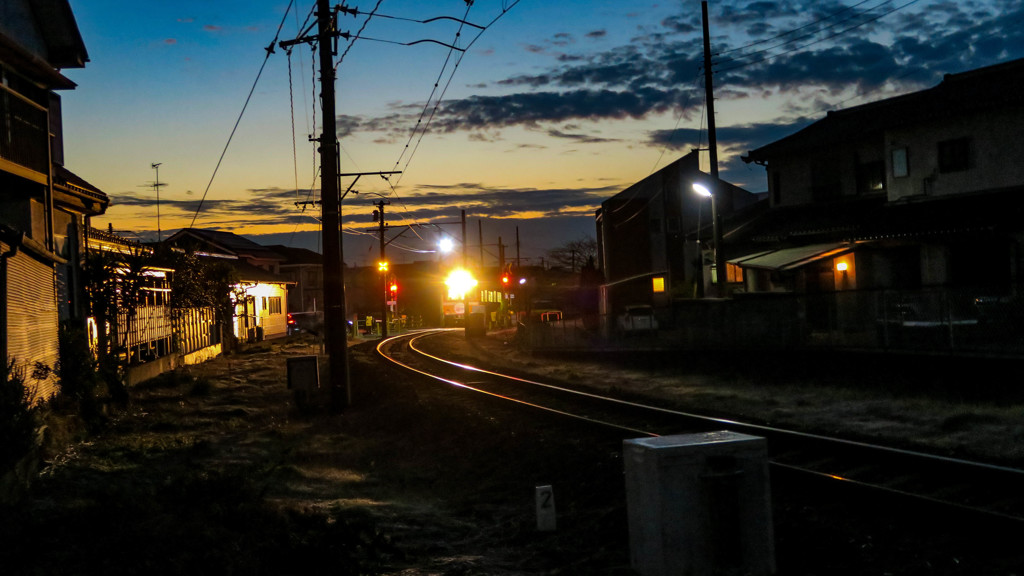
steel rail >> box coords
[379,329,1024,523]
[376,330,656,437]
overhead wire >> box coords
[715,0,923,74]
[716,0,882,56]
[380,1,522,241]
[189,0,295,228]
[714,0,896,68]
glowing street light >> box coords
[438,237,454,254]
[444,268,477,301]
[692,181,724,294]
[378,261,389,272]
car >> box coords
[287,311,324,335]
[617,304,658,333]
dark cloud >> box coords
[646,118,815,153]
[585,29,608,39]
[340,0,1024,158]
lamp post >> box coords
[692,182,725,295]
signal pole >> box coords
[375,198,390,338]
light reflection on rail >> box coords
[376,329,1024,523]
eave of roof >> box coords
[744,57,1024,163]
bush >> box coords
[57,322,101,422]
[0,361,40,474]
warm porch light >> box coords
[445,268,477,300]
[836,262,848,272]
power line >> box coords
[717,0,883,57]
[189,1,295,228]
[715,0,923,74]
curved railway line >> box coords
[378,329,1024,528]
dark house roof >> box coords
[231,259,292,285]
[0,0,87,89]
[744,57,1024,163]
[165,229,285,262]
[53,164,109,214]
[267,245,322,266]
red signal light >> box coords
[501,275,509,284]
[390,283,398,293]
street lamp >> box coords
[692,181,725,295]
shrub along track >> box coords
[3,333,1024,575]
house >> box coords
[164,229,292,341]
[1,0,109,399]
[267,245,322,313]
[595,150,761,329]
[739,57,1024,352]
[84,226,174,365]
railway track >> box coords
[377,329,1024,527]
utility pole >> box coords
[478,220,484,267]
[460,210,467,268]
[515,226,521,269]
[315,0,348,411]
[374,198,390,338]
[702,0,726,292]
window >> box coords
[652,277,665,293]
[891,147,908,178]
[268,296,282,315]
[725,263,743,283]
[938,137,970,173]
[855,160,885,194]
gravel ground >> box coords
[3,331,1023,575]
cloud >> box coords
[164,38,177,45]
[203,25,222,32]
[340,0,1024,164]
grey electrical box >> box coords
[623,431,775,576]
[286,355,319,391]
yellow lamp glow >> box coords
[378,261,389,272]
[444,268,477,300]
[836,262,848,272]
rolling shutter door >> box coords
[5,249,59,401]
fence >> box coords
[172,307,220,355]
[107,305,220,363]
[516,288,1024,357]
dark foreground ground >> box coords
[2,332,1024,575]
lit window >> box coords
[269,296,282,315]
[652,277,665,293]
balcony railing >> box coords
[1,86,49,174]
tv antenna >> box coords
[149,163,165,241]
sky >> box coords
[60,0,1024,266]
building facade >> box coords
[1,0,109,399]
